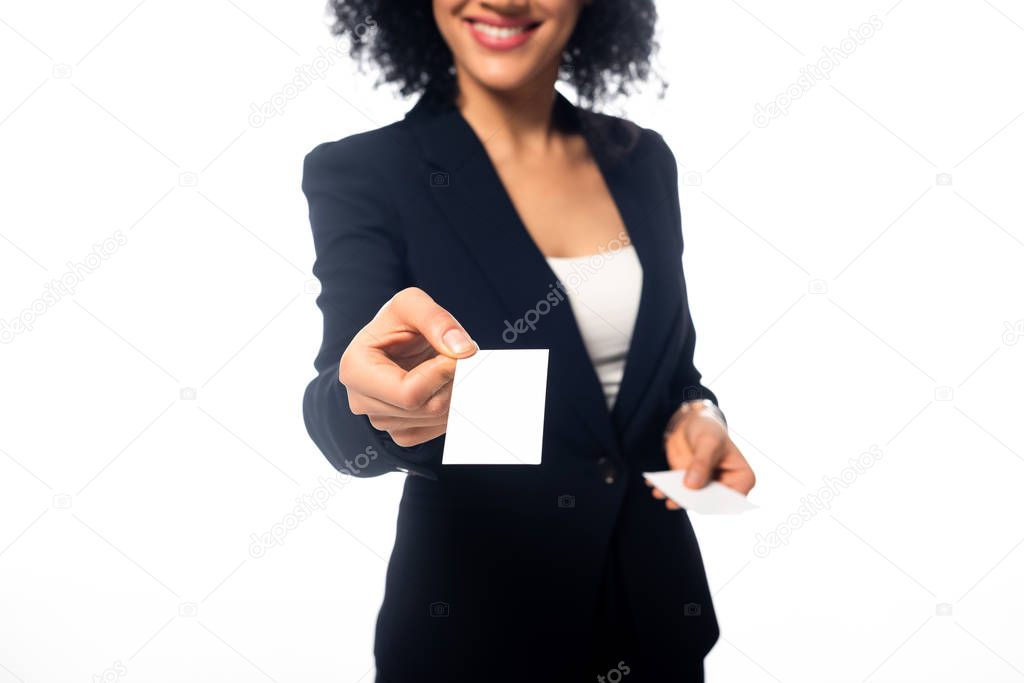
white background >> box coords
[1,1,1023,681]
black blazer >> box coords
[302,91,720,681]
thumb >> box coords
[381,287,477,358]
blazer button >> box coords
[596,457,617,485]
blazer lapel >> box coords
[574,104,684,442]
[600,151,683,441]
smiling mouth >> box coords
[464,17,542,50]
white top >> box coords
[545,244,643,409]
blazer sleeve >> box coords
[655,133,721,412]
[301,139,442,479]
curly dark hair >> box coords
[327,1,661,106]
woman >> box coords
[302,1,756,680]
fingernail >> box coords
[443,329,473,354]
[685,471,701,487]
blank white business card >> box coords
[442,349,549,465]
[643,470,757,514]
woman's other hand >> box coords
[650,406,756,509]
[339,287,477,447]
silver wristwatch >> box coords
[664,399,728,437]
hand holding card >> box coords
[643,470,757,514]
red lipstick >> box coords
[464,16,541,51]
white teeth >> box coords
[471,22,527,39]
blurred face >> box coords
[433,0,585,95]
